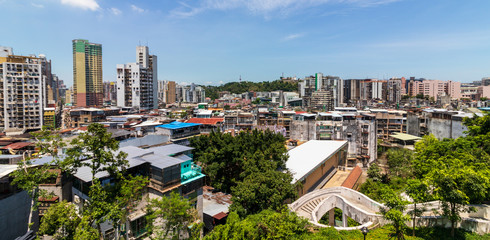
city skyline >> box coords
[2,0,490,86]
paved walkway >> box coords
[322,170,350,189]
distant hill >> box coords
[203,80,298,100]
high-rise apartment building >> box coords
[386,78,402,104]
[299,73,344,109]
[407,79,461,100]
[0,47,45,132]
[166,81,176,104]
[116,46,158,110]
[137,46,158,109]
[103,81,117,106]
[73,39,103,107]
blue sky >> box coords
[1,0,490,86]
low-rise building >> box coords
[155,121,201,145]
[71,144,205,239]
[286,140,348,197]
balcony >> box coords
[181,163,205,185]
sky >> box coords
[1,0,490,87]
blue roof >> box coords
[156,121,201,130]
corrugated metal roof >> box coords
[73,157,147,182]
[119,146,153,158]
[149,144,193,155]
[1,142,33,150]
[175,154,192,161]
[187,118,224,125]
[139,155,184,169]
[390,132,421,141]
[74,144,195,182]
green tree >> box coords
[405,179,430,236]
[230,170,297,217]
[60,123,148,238]
[11,127,65,229]
[204,208,310,240]
[190,129,288,193]
[431,167,488,237]
[146,192,202,240]
[106,175,148,240]
[463,113,490,137]
[38,201,81,240]
[203,80,298,100]
[379,188,410,240]
[386,148,413,178]
[367,162,382,182]
[63,123,128,178]
[74,216,100,240]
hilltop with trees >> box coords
[204,80,298,100]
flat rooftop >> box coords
[287,140,348,183]
[156,121,201,130]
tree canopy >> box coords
[204,80,298,100]
[146,192,202,240]
[190,129,296,217]
[190,129,289,193]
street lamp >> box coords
[361,226,369,240]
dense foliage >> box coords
[204,80,298,100]
[13,124,149,239]
[204,209,490,240]
[38,201,81,240]
[359,113,490,238]
[146,192,202,240]
[230,170,297,216]
[203,209,310,240]
[190,129,297,217]
[190,129,289,193]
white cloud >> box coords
[32,3,44,8]
[171,0,400,18]
[131,4,145,13]
[110,7,122,15]
[61,0,99,11]
[283,33,304,41]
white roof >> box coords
[0,164,19,178]
[286,140,347,183]
[133,121,162,128]
[197,110,213,115]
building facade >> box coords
[299,73,344,110]
[73,39,103,107]
[0,51,45,132]
[117,46,158,110]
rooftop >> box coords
[1,142,33,150]
[0,164,19,178]
[186,118,224,125]
[74,144,194,182]
[287,140,348,183]
[156,121,201,130]
[390,132,422,141]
